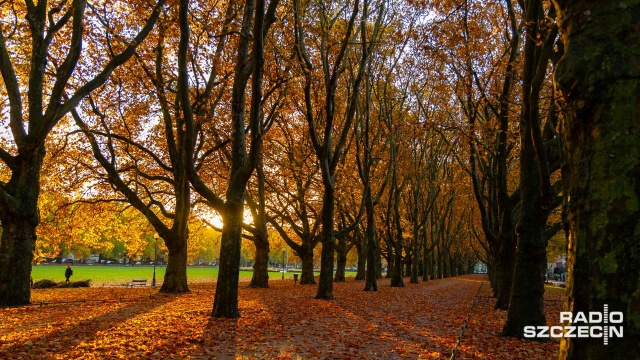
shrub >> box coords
[60,279,91,288]
[32,279,91,289]
[32,279,58,289]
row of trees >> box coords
[1,0,477,307]
[1,0,637,357]
[35,193,338,269]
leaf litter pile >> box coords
[1,274,562,359]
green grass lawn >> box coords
[31,264,285,285]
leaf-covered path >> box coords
[1,274,561,359]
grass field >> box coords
[31,264,284,285]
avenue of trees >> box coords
[0,0,637,358]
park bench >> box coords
[128,279,147,287]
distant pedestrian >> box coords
[65,265,73,283]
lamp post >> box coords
[282,250,285,280]
[152,233,158,287]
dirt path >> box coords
[1,275,560,359]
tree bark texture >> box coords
[386,246,394,279]
[410,230,419,284]
[0,150,44,306]
[422,245,429,282]
[390,184,404,287]
[334,235,348,282]
[364,195,378,290]
[316,186,336,299]
[298,245,316,285]
[0,219,36,306]
[213,203,244,318]
[554,0,640,357]
[355,240,366,280]
[160,231,190,293]
[494,235,516,310]
[249,230,270,288]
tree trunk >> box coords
[491,0,518,307]
[364,237,378,291]
[0,151,44,306]
[443,254,450,278]
[502,177,549,321]
[422,251,429,281]
[0,215,38,306]
[316,186,335,299]
[410,231,419,284]
[159,166,191,293]
[385,246,393,279]
[212,203,243,318]
[452,254,458,276]
[375,248,382,279]
[554,0,640,357]
[364,191,378,291]
[494,234,516,310]
[299,245,316,285]
[249,136,270,289]
[431,256,437,280]
[294,0,368,302]
[422,232,429,281]
[334,235,347,282]
[391,185,404,287]
[354,241,366,280]
[503,0,555,337]
[160,232,190,293]
[437,246,443,279]
[502,108,550,334]
[487,259,497,296]
[249,229,270,288]
[390,239,404,287]
[502,211,547,336]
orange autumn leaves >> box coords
[457,283,565,359]
[1,275,561,359]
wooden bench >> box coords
[128,279,147,287]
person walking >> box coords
[65,264,73,283]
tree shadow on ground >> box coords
[196,275,484,358]
[0,293,179,358]
[201,317,240,359]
